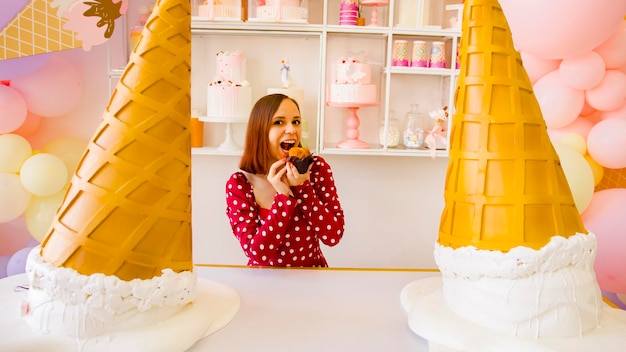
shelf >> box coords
[320,145,449,158]
[192,19,323,34]
[192,146,242,156]
[199,116,248,123]
[385,67,458,75]
[111,0,461,158]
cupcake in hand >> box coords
[287,147,314,174]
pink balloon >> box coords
[0,84,27,133]
[533,71,585,129]
[585,70,626,111]
[500,0,626,60]
[559,51,606,90]
[0,216,31,256]
[598,101,626,121]
[581,188,626,293]
[580,100,597,117]
[587,118,626,169]
[10,55,82,118]
[521,52,560,83]
[10,111,42,137]
[551,116,595,139]
[595,21,626,69]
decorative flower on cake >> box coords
[335,57,366,84]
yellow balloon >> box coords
[24,191,65,242]
[19,153,68,197]
[554,142,594,213]
[0,134,32,173]
[42,137,87,175]
[0,172,31,223]
[584,154,604,187]
[558,132,587,155]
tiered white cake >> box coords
[327,57,377,104]
[206,50,252,119]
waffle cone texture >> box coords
[39,0,193,281]
[438,0,586,252]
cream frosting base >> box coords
[0,255,240,351]
[25,248,197,338]
[401,277,626,352]
[401,233,626,351]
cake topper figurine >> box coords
[280,58,295,88]
[424,105,448,158]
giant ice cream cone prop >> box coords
[0,1,240,348]
[437,0,586,252]
[39,0,192,281]
[401,1,626,350]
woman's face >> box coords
[268,98,302,162]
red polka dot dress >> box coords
[225,156,345,267]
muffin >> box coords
[287,147,314,174]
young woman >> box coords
[225,94,345,267]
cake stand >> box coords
[199,116,248,152]
[327,102,380,149]
[360,0,389,27]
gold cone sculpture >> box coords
[1,0,82,59]
[39,0,192,281]
[437,0,586,252]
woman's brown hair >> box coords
[239,94,300,174]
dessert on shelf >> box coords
[206,50,252,120]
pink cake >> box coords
[339,0,358,25]
[255,0,308,22]
[198,0,243,21]
[327,57,377,104]
[206,50,252,119]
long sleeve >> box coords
[291,156,344,247]
[225,173,296,265]
[226,168,339,267]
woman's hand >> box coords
[284,161,310,187]
[267,159,291,196]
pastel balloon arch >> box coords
[0,0,128,277]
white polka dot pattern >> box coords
[225,156,344,267]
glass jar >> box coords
[379,113,400,148]
[403,103,426,149]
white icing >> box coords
[434,233,602,338]
[25,248,197,338]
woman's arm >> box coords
[225,173,298,265]
[290,157,345,247]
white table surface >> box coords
[189,266,438,352]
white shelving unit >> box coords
[111,0,462,158]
